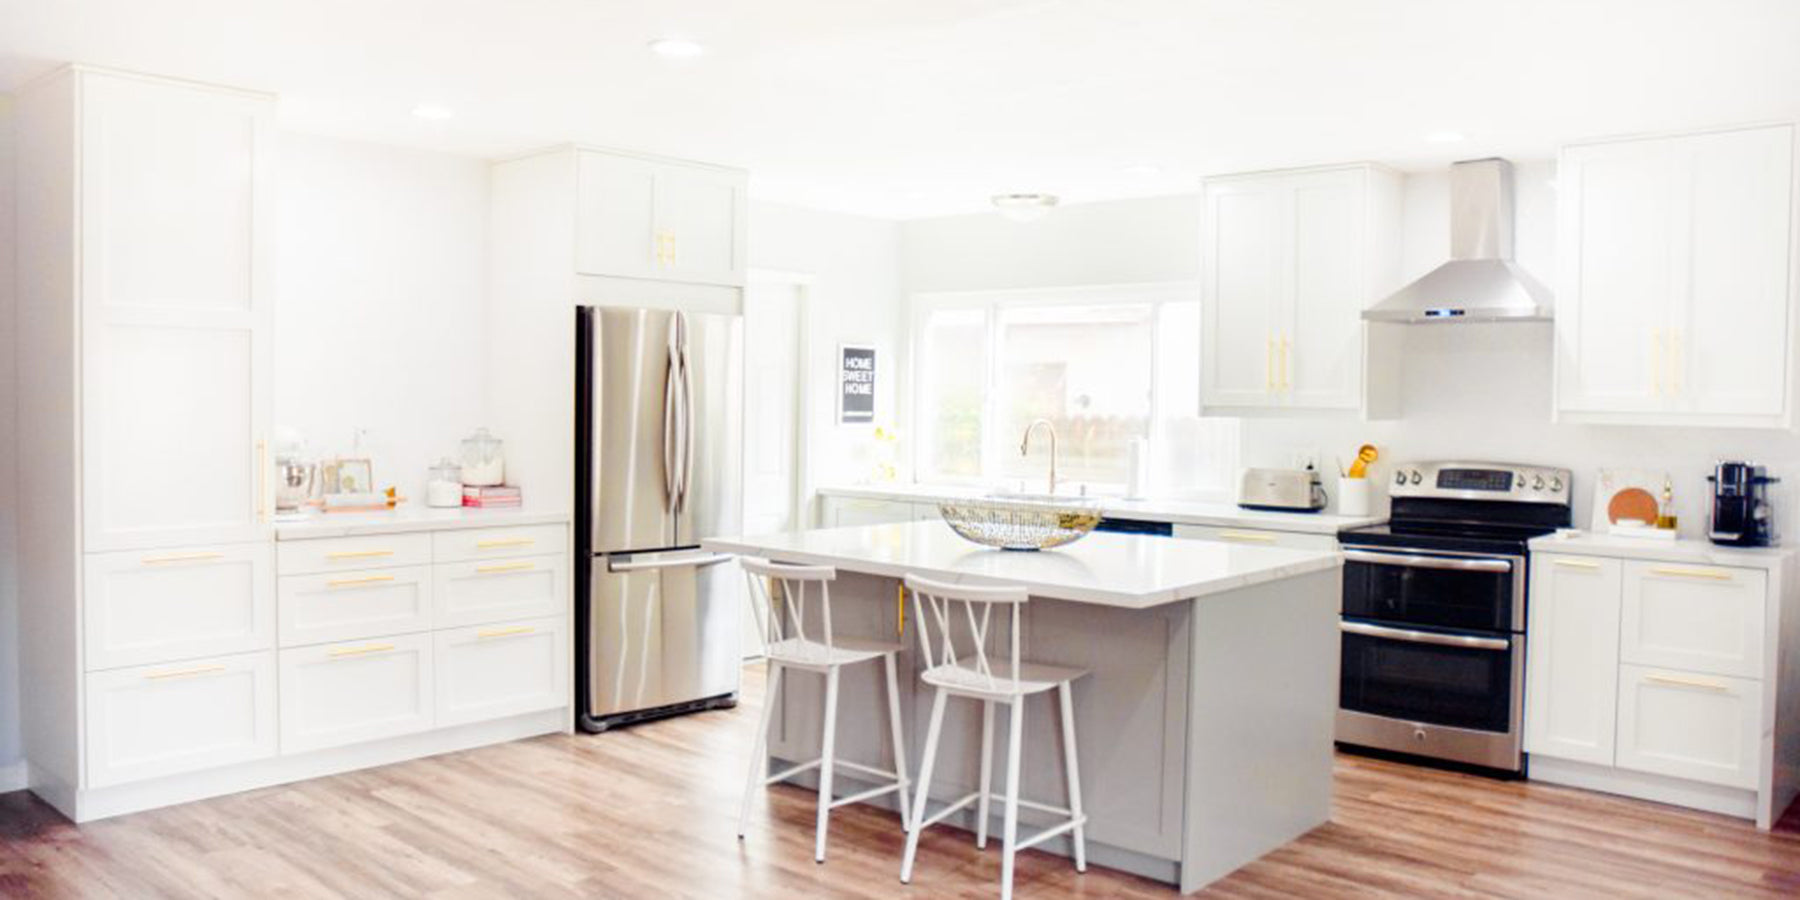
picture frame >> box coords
[838,343,877,426]
[322,458,374,496]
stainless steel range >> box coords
[1335,461,1572,775]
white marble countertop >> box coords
[275,506,570,540]
[818,482,1381,535]
[703,520,1342,609]
[1529,531,1795,570]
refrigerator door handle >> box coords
[677,313,696,514]
[662,322,682,513]
[607,553,736,573]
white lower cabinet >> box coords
[85,651,277,788]
[279,634,434,753]
[1171,524,1337,551]
[434,554,565,628]
[435,617,568,728]
[1620,562,1766,678]
[278,565,433,646]
[83,543,275,671]
[1524,555,1622,765]
[1615,664,1761,789]
[820,496,920,527]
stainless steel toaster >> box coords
[1237,468,1326,512]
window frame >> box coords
[908,282,1222,496]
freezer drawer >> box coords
[587,550,739,721]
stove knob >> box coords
[1395,471,1408,486]
[1409,470,1422,485]
[1550,476,1564,492]
[1532,475,1546,490]
[1515,475,1526,490]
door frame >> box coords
[745,268,815,530]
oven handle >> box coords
[1340,620,1512,651]
[1341,549,1513,574]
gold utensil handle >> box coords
[477,626,536,640]
[328,574,397,588]
[145,664,227,680]
[1648,566,1732,581]
[141,551,226,565]
[476,562,535,575]
[327,549,396,560]
[476,538,536,549]
[330,643,396,658]
[1645,673,1729,693]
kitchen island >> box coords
[703,521,1343,893]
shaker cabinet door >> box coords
[574,150,661,280]
[1201,180,1286,409]
[1523,555,1622,766]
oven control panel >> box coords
[1389,461,1572,505]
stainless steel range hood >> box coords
[1363,158,1552,323]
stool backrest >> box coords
[741,557,839,663]
[902,574,1029,694]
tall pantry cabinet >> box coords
[16,67,277,814]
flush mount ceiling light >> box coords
[991,193,1059,223]
[648,37,707,58]
[411,104,454,120]
[1426,130,1467,144]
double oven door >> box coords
[1337,544,1527,772]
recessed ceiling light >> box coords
[411,104,454,121]
[1425,131,1466,144]
[991,193,1059,223]
[648,37,707,58]
[1120,163,1163,177]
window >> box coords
[913,285,1238,497]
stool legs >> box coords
[883,653,913,832]
[1058,682,1087,873]
[814,667,841,863]
[899,686,949,884]
[1000,698,1025,900]
[738,661,784,839]
[976,699,995,849]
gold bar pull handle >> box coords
[329,643,397,659]
[1217,531,1277,543]
[141,551,227,566]
[475,538,536,549]
[328,574,396,588]
[1644,673,1730,693]
[1552,558,1602,570]
[256,438,268,523]
[326,549,396,561]
[1280,335,1291,391]
[477,626,536,640]
[476,562,535,575]
[145,664,227,681]
[1648,566,1733,581]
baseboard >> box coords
[1530,756,1758,823]
[39,707,567,823]
[0,759,28,792]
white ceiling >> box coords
[4,0,1799,219]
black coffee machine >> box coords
[1708,461,1778,547]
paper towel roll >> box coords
[1126,438,1150,500]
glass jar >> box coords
[427,458,464,508]
[459,428,505,486]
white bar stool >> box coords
[737,557,911,863]
[898,574,1089,900]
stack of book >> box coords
[463,484,522,509]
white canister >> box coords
[1337,477,1372,517]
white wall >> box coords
[275,134,491,502]
[898,164,1800,536]
[0,94,24,787]
[748,200,905,490]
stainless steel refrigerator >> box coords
[575,305,743,733]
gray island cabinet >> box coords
[702,521,1343,893]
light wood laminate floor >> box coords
[3,662,1798,899]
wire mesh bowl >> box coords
[937,494,1104,551]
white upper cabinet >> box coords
[78,71,274,550]
[574,149,747,288]
[1201,164,1402,416]
[1556,123,1796,427]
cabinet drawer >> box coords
[1616,664,1761,789]
[432,524,566,564]
[1171,524,1337,551]
[435,616,568,727]
[434,555,566,628]
[278,533,432,576]
[279,634,433,753]
[1621,562,1766,678]
[84,544,274,671]
[85,651,276,787]
[278,565,433,647]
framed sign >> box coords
[838,344,876,425]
